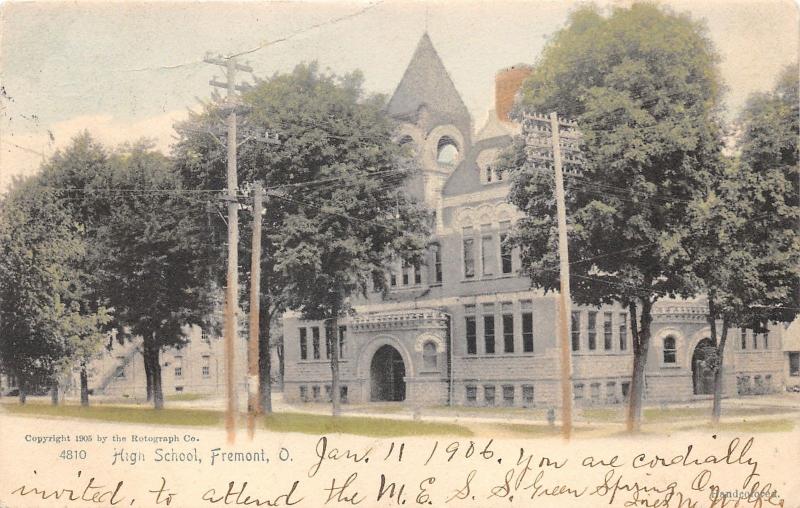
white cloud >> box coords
[0,109,188,192]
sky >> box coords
[1,0,798,191]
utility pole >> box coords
[522,112,583,440]
[206,53,253,444]
[247,183,264,438]
[550,112,573,440]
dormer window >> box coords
[437,137,459,165]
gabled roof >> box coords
[386,33,471,124]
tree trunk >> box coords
[712,319,729,424]
[330,314,341,417]
[143,345,154,402]
[278,342,284,391]
[50,381,59,406]
[626,298,654,433]
[144,337,164,410]
[258,309,272,414]
[80,361,90,407]
[18,380,26,405]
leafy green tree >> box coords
[0,178,91,403]
[682,64,799,422]
[502,3,725,431]
[38,133,116,405]
[174,63,429,415]
[94,142,217,409]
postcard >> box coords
[1,1,798,507]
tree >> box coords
[38,133,116,405]
[502,4,726,431]
[683,64,799,423]
[0,178,93,403]
[174,63,429,415]
[94,142,217,409]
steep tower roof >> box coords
[387,33,471,128]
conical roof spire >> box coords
[386,33,470,125]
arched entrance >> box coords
[370,345,406,401]
[692,338,717,395]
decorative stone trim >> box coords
[350,309,448,332]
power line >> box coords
[125,1,384,73]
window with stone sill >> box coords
[663,336,677,364]
[465,385,477,404]
[522,385,534,406]
[423,341,438,370]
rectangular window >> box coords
[790,352,800,377]
[174,356,183,378]
[587,312,597,350]
[571,311,581,351]
[414,263,421,285]
[115,357,126,379]
[503,314,514,353]
[484,315,495,354]
[481,234,495,276]
[339,326,346,358]
[299,328,308,360]
[621,382,630,400]
[500,233,513,274]
[312,385,320,401]
[465,316,477,355]
[466,385,477,404]
[432,244,443,283]
[324,385,332,402]
[340,385,348,403]
[402,261,409,285]
[619,313,627,351]
[484,385,496,406]
[325,325,332,360]
[741,328,747,349]
[312,327,320,360]
[463,235,475,278]
[502,385,514,406]
[522,312,534,353]
[604,312,613,350]
[591,382,600,401]
[574,383,584,400]
[606,381,616,403]
[390,271,397,287]
[201,355,210,378]
[522,385,534,406]
[299,385,308,402]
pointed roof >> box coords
[386,33,471,124]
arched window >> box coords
[437,137,459,165]
[423,341,438,369]
[663,336,677,364]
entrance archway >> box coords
[691,338,716,395]
[370,345,406,401]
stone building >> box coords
[282,33,788,408]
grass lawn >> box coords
[2,401,223,426]
[0,402,472,437]
[165,393,211,402]
[678,418,796,434]
[261,412,472,437]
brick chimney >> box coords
[495,65,532,122]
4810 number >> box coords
[59,449,87,460]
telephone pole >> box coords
[247,183,264,438]
[550,112,573,440]
[206,53,252,444]
[523,111,583,440]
